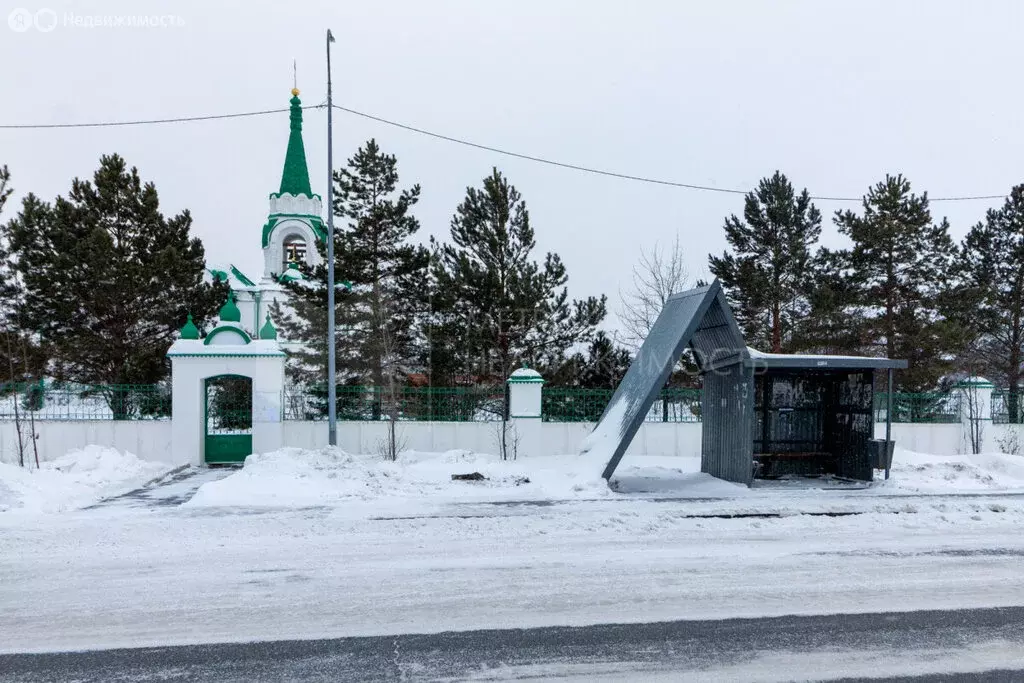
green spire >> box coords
[278,88,312,197]
[259,314,278,341]
[219,292,241,323]
[179,313,200,340]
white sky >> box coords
[2,0,1022,332]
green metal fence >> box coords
[872,391,960,424]
[0,382,172,420]
[0,381,967,424]
[541,386,702,423]
[991,390,1023,424]
[282,385,506,422]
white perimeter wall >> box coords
[0,418,1008,465]
[0,421,176,466]
[280,421,704,459]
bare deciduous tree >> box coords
[493,416,520,462]
[619,236,691,350]
[375,292,406,462]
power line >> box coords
[0,106,324,130]
[0,102,1007,203]
[330,104,1007,204]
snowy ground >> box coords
[2,445,1024,678]
[0,446,176,514]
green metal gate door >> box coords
[204,375,253,465]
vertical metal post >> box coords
[885,367,893,480]
[326,29,338,446]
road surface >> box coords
[2,607,1023,681]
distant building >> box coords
[207,87,325,339]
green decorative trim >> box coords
[210,269,229,283]
[179,313,200,340]
[508,362,544,384]
[954,380,996,389]
[269,193,322,202]
[230,265,256,287]
[203,325,252,346]
[169,352,285,358]
[278,93,313,197]
[262,215,326,248]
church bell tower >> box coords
[260,87,326,283]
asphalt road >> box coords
[2,607,1023,682]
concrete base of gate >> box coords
[167,325,286,467]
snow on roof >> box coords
[166,339,285,357]
[509,366,543,382]
[744,347,908,369]
[206,264,258,290]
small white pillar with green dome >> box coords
[507,365,545,458]
[167,293,286,466]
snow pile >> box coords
[187,447,615,509]
[611,458,749,497]
[578,397,632,469]
[0,446,173,513]
[882,448,1024,492]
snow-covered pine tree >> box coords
[708,171,821,352]
[957,185,1024,422]
[3,154,226,413]
[833,174,959,391]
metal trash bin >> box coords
[870,439,895,470]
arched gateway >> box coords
[168,294,285,466]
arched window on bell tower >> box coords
[282,236,307,272]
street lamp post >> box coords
[326,28,338,446]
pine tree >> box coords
[0,166,15,333]
[957,185,1024,421]
[271,231,359,417]
[332,139,429,390]
[544,331,632,389]
[3,155,226,413]
[791,247,864,355]
[432,168,607,385]
[0,164,31,383]
[834,174,959,391]
[708,171,821,352]
[274,140,429,422]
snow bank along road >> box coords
[2,491,1024,659]
[3,607,1024,682]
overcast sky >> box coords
[2,0,1022,332]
